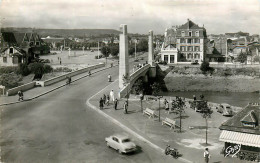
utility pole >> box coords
[98,41,100,58]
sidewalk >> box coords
[88,80,246,163]
[0,64,116,106]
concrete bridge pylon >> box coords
[148,30,154,66]
[119,24,129,89]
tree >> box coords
[137,39,148,52]
[101,46,111,58]
[200,61,214,74]
[236,52,247,63]
[151,82,161,96]
[201,101,213,145]
[110,44,119,57]
[172,97,186,132]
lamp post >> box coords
[140,93,144,112]
[157,95,163,122]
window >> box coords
[181,46,185,51]
[187,39,192,44]
[164,55,168,63]
[180,38,185,43]
[189,31,192,37]
[195,46,200,51]
[9,48,13,54]
[194,38,200,43]
[112,137,119,143]
[196,31,199,37]
[170,55,174,63]
[188,46,193,51]
[36,41,40,45]
[3,57,7,63]
[12,57,18,64]
[188,53,193,59]
[181,31,185,37]
[194,53,200,59]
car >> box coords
[105,134,137,154]
[191,60,199,65]
[217,103,233,116]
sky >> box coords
[0,0,259,35]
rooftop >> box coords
[219,103,260,135]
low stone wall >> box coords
[7,82,36,96]
[43,63,105,86]
[6,63,105,96]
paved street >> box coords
[0,65,176,163]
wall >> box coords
[7,82,36,96]
[43,63,105,86]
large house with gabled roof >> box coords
[161,19,207,64]
[0,31,50,65]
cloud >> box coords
[0,0,259,34]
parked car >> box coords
[191,60,199,65]
[190,100,212,113]
[217,103,233,116]
[105,134,137,154]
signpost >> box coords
[0,85,5,95]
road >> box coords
[0,65,176,162]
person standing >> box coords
[110,90,115,103]
[106,94,110,106]
[114,98,118,110]
[18,91,23,101]
[165,101,169,111]
[99,98,104,110]
[103,94,106,105]
[204,148,211,163]
[124,100,128,114]
[193,95,197,101]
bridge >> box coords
[119,25,156,98]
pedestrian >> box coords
[163,98,168,106]
[200,94,204,100]
[204,148,211,163]
[18,91,23,101]
[165,101,169,111]
[124,100,128,114]
[103,94,106,104]
[193,95,197,101]
[110,90,115,103]
[114,98,118,110]
[99,98,104,110]
[106,94,110,106]
[60,60,62,65]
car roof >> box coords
[112,134,130,140]
[221,103,230,106]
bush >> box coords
[43,64,53,73]
[0,73,22,88]
[200,61,214,74]
[28,63,44,76]
[95,55,103,59]
[18,63,31,76]
[0,66,18,75]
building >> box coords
[1,32,49,64]
[219,103,260,162]
[0,46,25,66]
[161,19,207,64]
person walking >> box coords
[103,94,106,105]
[18,91,23,101]
[110,90,115,103]
[165,101,169,111]
[204,148,211,163]
[106,94,110,106]
[123,100,128,114]
[99,97,104,110]
[200,94,204,100]
[114,98,118,110]
[193,95,197,101]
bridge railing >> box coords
[129,64,150,83]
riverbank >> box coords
[160,65,260,93]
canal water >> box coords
[162,91,260,107]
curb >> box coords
[0,65,118,107]
[86,80,192,163]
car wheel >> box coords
[118,149,122,154]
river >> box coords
[162,91,260,108]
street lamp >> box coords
[157,95,163,122]
[140,93,144,112]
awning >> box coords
[219,130,260,148]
